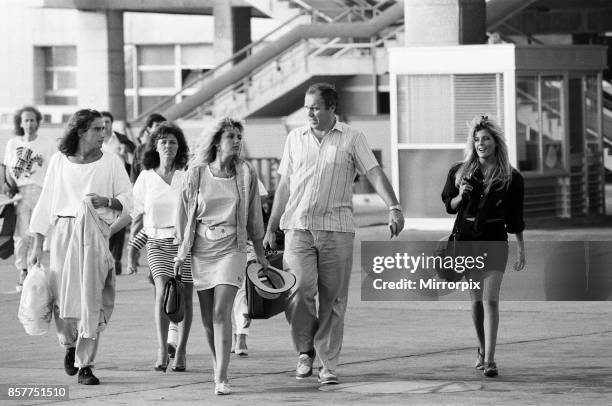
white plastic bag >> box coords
[18,264,53,336]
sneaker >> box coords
[64,348,78,376]
[77,367,100,385]
[483,361,498,377]
[318,368,338,385]
[214,382,231,395]
[475,348,485,370]
[295,353,313,379]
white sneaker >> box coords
[296,354,313,379]
[318,368,338,384]
[214,382,231,395]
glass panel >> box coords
[126,96,135,121]
[516,76,540,171]
[541,76,565,172]
[124,46,134,88]
[139,70,174,88]
[181,69,209,87]
[584,75,600,146]
[139,96,168,114]
[138,45,174,66]
[180,44,214,66]
[397,75,452,144]
[46,46,77,66]
[44,95,77,105]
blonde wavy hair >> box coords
[455,115,512,194]
[191,116,244,169]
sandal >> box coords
[475,348,485,370]
[483,361,498,377]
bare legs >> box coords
[468,270,504,364]
[153,276,194,369]
[197,284,239,383]
[153,276,171,368]
[174,283,193,369]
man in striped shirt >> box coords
[263,83,404,385]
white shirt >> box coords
[132,169,186,239]
[29,152,133,236]
[3,135,58,187]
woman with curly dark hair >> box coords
[441,115,526,378]
[129,121,194,372]
[29,108,133,385]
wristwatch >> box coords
[389,204,402,211]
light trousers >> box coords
[49,217,110,368]
[13,184,41,271]
[283,229,354,372]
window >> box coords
[124,44,214,120]
[397,74,504,144]
[516,75,566,173]
[43,46,77,105]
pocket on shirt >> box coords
[322,146,351,169]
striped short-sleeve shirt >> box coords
[278,121,379,233]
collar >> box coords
[301,120,345,137]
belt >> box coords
[464,217,503,223]
[196,222,237,241]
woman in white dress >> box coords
[174,117,268,395]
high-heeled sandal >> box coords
[172,352,186,372]
[483,361,498,377]
[475,348,485,370]
[153,355,169,373]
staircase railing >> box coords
[133,11,307,122]
[160,1,403,120]
[133,1,402,122]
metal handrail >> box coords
[133,11,306,122]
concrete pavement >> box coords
[1,220,611,405]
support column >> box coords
[404,0,486,46]
[214,1,252,66]
[76,10,126,120]
[233,7,252,63]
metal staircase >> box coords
[135,0,403,122]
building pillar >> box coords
[232,7,252,63]
[76,10,126,120]
[214,1,252,65]
[404,0,486,46]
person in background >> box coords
[231,178,269,357]
[128,122,194,372]
[101,111,135,275]
[441,115,526,378]
[5,106,57,291]
[174,117,268,396]
[28,108,132,385]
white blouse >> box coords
[29,151,133,236]
[132,169,186,239]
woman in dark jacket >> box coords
[441,115,526,378]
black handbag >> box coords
[433,232,464,282]
[0,203,16,260]
[246,251,287,319]
[163,277,185,323]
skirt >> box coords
[146,237,193,283]
[190,232,247,291]
[455,218,509,272]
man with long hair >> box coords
[6,106,57,291]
